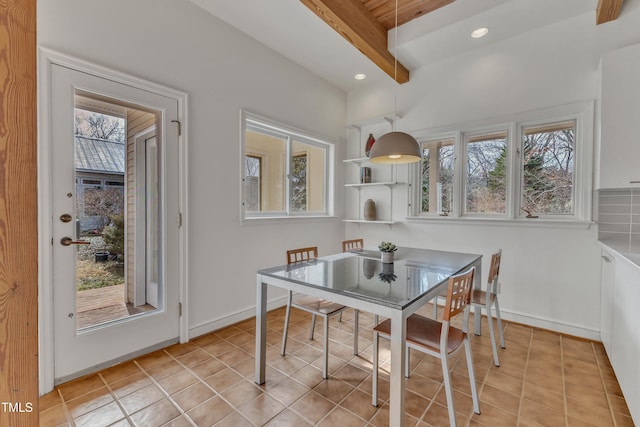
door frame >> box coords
[38,48,189,394]
[135,128,158,308]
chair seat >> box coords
[373,314,466,354]
[292,294,345,315]
[470,289,496,306]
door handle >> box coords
[60,237,90,246]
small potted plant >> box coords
[378,241,397,263]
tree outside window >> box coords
[75,108,125,142]
[521,121,575,215]
[291,154,307,211]
[413,105,589,222]
[465,132,507,214]
[244,155,261,212]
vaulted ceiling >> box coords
[301,0,625,84]
[190,0,631,91]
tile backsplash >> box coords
[598,189,640,252]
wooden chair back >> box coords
[342,239,364,252]
[487,250,502,294]
[443,267,475,322]
[286,246,318,264]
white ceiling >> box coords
[189,0,600,91]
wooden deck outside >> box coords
[76,284,129,329]
[76,284,155,329]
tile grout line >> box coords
[591,342,618,427]
[560,335,569,427]
[288,313,397,426]
[283,349,381,426]
[196,329,361,426]
[268,315,382,425]
[157,346,258,426]
[57,388,77,427]
[96,372,136,427]
[132,352,198,426]
[219,336,311,426]
[333,353,398,425]
[475,319,511,427]
[515,324,533,426]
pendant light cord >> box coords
[393,0,398,131]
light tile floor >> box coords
[40,305,634,426]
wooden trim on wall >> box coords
[0,0,39,425]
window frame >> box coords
[515,117,580,221]
[461,126,512,219]
[417,132,460,217]
[244,154,262,212]
[240,110,335,221]
[408,102,594,224]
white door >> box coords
[50,64,181,383]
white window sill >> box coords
[240,215,341,226]
[405,216,594,229]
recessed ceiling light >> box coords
[470,27,489,39]
[354,73,367,80]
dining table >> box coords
[254,246,482,427]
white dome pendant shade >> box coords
[368,131,421,164]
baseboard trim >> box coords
[191,298,602,343]
[433,299,602,341]
[189,296,288,339]
[499,309,601,341]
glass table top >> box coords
[258,247,481,309]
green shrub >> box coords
[103,214,125,256]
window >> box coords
[411,102,593,223]
[420,138,454,214]
[465,132,507,215]
[241,111,332,219]
[520,121,575,215]
[244,155,262,212]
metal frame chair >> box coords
[434,250,505,366]
[281,246,357,379]
[471,250,505,366]
[372,267,481,427]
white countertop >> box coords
[599,239,640,269]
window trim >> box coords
[515,116,582,221]
[240,110,335,222]
[408,101,594,224]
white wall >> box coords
[346,8,640,339]
[38,0,347,336]
[38,0,640,342]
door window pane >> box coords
[73,94,158,330]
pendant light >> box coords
[368,0,421,165]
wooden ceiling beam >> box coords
[596,0,624,24]
[371,0,455,30]
[300,0,410,84]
